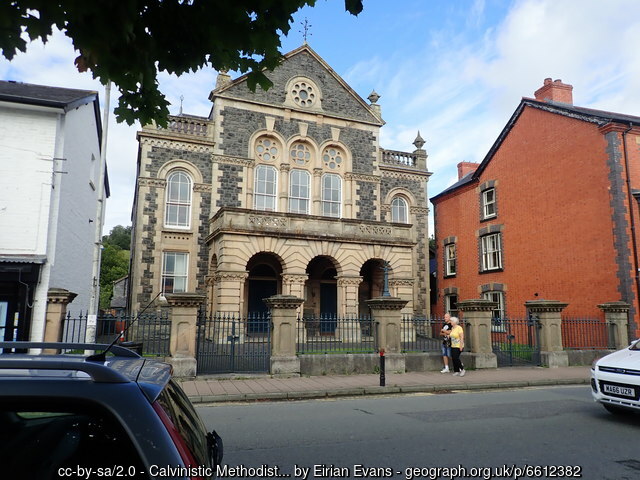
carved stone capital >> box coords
[214,271,249,282]
[336,275,363,287]
[212,154,253,167]
[193,183,212,193]
[47,288,77,305]
[138,177,167,188]
[346,173,381,184]
[281,273,309,285]
[264,295,304,309]
[165,292,206,308]
[389,278,415,287]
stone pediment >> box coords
[211,45,382,126]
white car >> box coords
[591,339,640,414]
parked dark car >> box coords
[0,342,222,479]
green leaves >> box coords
[2,0,365,126]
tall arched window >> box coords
[322,174,341,218]
[391,196,409,223]
[254,165,277,211]
[289,169,310,214]
[165,170,192,228]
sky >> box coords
[2,0,640,236]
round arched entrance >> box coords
[245,253,283,332]
[304,256,338,333]
[358,259,388,315]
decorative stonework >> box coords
[264,295,305,309]
[336,276,363,287]
[162,233,191,241]
[359,224,392,236]
[410,206,429,216]
[193,183,212,193]
[524,300,569,313]
[140,137,213,153]
[457,299,497,312]
[248,215,288,228]
[138,177,167,188]
[598,301,631,313]
[281,273,308,285]
[346,173,381,184]
[366,297,408,310]
[389,278,414,287]
[214,271,249,282]
[380,168,431,180]
[212,154,253,167]
[165,292,206,308]
[47,288,77,305]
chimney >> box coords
[534,78,573,105]
[215,70,231,90]
[457,162,479,180]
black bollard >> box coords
[379,348,386,386]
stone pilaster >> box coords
[44,288,77,352]
[366,296,408,373]
[457,299,497,369]
[281,274,309,342]
[336,276,364,342]
[214,270,248,313]
[166,293,205,377]
[598,301,630,349]
[265,295,304,375]
[525,300,569,367]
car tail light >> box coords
[153,401,203,480]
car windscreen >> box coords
[630,340,640,351]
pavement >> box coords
[180,366,592,404]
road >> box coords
[197,386,640,480]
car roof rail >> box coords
[0,357,132,383]
[0,342,140,358]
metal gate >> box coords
[491,316,541,367]
[196,311,271,374]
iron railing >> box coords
[561,316,611,350]
[490,317,541,366]
[297,314,376,354]
[402,315,447,352]
[62,311,171,357]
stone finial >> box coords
[413,131,425,151]
[368,90,380,104]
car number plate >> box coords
[603,383,635,397]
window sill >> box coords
[479,268,504,274]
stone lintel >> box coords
[264,295,304,309]
[598,301,631,313]
[457,299,497,312]
[524,300,569,313]
[366,297,408,310]
[165,293,206,308]
[47,288,78,304]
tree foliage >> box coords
[99,225,132,310]
[0,0,363,127]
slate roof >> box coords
[431,97,640,202]
[0,80,98,111]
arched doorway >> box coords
[358,259,387,315]
[245,253,282,332]
[304,256,338,333]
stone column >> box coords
[457,299,498,369]
[366,296,408,373]
[312,168,322,216]
[525,300,569,367]
[278,163,290,212]
[265,295,304,376]
[598,301,630,350]
[44,288,77,352]
[281,274,308,343]
[166,293,205,377]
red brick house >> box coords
[431,78,640,337]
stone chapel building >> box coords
[129,45,431,324]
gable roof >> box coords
[431,98,640,202]
[210,44,383,126]
[0,80,108,197]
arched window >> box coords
[391,196,409,223]
[321,174,341,218]
[255,136,280,162]
[254,165,277,211]
[322,146,345,171]
[289,169,310,214]
[290,142,312,166]
[165,170,192,228]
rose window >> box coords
[323,147,344,170]
[291,82,316,108]
[290,143,311,166]
[255,137,279,162]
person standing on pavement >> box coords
[440,313,452,373]
[449,316,465,376]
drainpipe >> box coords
[622,122,639,335]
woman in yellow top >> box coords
[449,317,465,377]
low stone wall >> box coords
[299,354,380,376]
[567,349,613,366]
